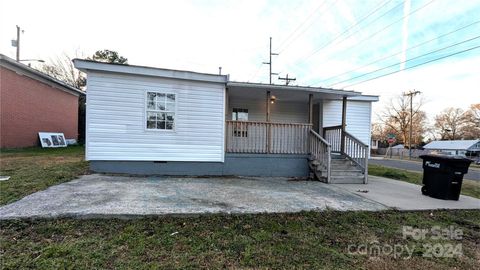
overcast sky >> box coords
[1,0,479,122]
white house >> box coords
[73,60,378,184]
[424,140,480,157]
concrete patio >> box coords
[0,174,478,219]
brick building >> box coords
[0,54,84,148]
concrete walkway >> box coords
[0,175,478,219]
[333,176,480,210]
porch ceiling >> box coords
[227,81,361,102]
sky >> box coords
[1,0,479,122]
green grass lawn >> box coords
[372,155,480,169]
[1,147,479,269]
[369,164,480,199]
[0,146,88,206]
[1,210,479,269]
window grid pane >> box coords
[146,92,175,130]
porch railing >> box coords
[309,129,331,183]
[323,125,342,153]
[323,125,369,183]
[344,131,369,175]
[226,120,312,154]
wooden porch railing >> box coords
[309,130,331,183]
[343,131,369,176]
[225,121,312,154]
[323,125,369,183]
[323,125,343,153]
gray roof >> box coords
[423,140,480,151]
[0,54,84,96]
[227,81,376,99]
[73,59,378,99]
[73,59,228,84]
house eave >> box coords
[227,81,364,98]
[73,59,228,84]
[0,54,84,96]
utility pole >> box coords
[404,90,421,160]
[278,74,296,85]
[262,37,279,84]
[14,25,21,61]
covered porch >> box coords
[224,82,370,184]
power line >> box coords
[328,34,480,87]
[303,0,395,59]
[275,1,329,52]
[248,63,264,82]
[341,44,480,88]
[299,0,435,66]
[295,0,404,65]
[311,20,480,85]
[277,0,338,54]
[349,0,436,49]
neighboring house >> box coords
[0,54,84,148]
[74,59,378,183]
[423,140,480,157]
[371,139,380,150]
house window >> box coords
[146,92,175,130]
[232,108,248,121]
[232,108,248,137]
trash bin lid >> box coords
[420,154,472,163]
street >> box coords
[369,158,480,182]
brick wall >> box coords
[0,67,79,148]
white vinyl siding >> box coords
[145,91,176,130]
[86,72,225,162]
[322,99,373,148]
[228,97,308,123]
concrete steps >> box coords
[329,175,365,184]
[309,155,366,184]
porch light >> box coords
[270,95,276,104]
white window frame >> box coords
[232,108,248,121]
[144,90,177,132]
[232,108,248,137]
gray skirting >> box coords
[89,153,310,177]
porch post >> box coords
[340,96,347,154]
[225,88,229,152]
[308,94,313,125]
[307,94,314,156]
[266,91,271,122]
[266,91,271,153]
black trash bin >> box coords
[419,154,472,200]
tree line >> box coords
[373,93,479,148]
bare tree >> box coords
[434,107,465,140]
[460,103,480,139]
[39,52,86,89]
[371,122,385,141]
[379,94,426,146]
[38,49,128,90]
